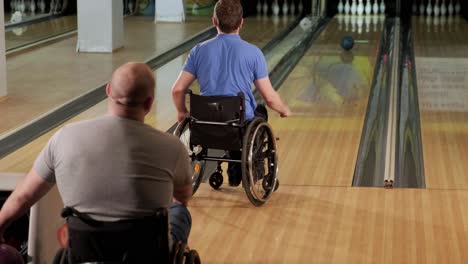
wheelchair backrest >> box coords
[61,207,171,263]
[189,92,245,150]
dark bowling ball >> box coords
[0,243,24,264]
[340,36,355,51]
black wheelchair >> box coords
[174,90,279,206]
[53,207,200,264]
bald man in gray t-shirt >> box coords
[0,62,193,259]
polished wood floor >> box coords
[0,16,212,137]
[5,15,77,51]
[414,16,468,190]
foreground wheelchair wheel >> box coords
[174,117,206,195]
[241,118,279,206]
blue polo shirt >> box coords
[183,34,269,120]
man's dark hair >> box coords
[214,0,243,33]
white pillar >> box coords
[155,0,186,22]
[76,0,124,52]
[0,2,7,97]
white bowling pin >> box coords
[426,0,432,16]
[419,0,426,15]
[441,0,447,16]
[345,0,351,14]
[434,0,440,16]
[38,0,45,13]
[357,0,364,15]
[263,0,268,15]
[298,1,303,13]
[448,0,454,15]
[338,0,344,14]
[351,0,357,14]
[379,0,385,14]
[128,0,133,14]
[454,0,460,14]
[283,0,289,15]
[290,0,296,15]
[256,1,262,14]
[412,0,417,14]
[365,0,372,15]
[373,0,379,14]
[30,0,36,13]
[273,0,280,16]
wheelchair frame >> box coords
[174,90,279,206]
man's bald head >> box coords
[108,62,155,107]
[106,62,155,121]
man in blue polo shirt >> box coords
[172,0,290,186]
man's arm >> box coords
[0,169,54,241]
[172,71,196,122]
[173,184,192,207]
[254,77,291,117]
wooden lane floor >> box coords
[190,185,468,263]
[267,17,381,187]
[5,15,77,51]
[0,15,213,137]
[0,18,294,262]
[413,16,468,189]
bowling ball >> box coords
[340,36,354,51]
[0,243,24,264]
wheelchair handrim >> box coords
[247,122,278,202]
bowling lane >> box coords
[0,15,296,173]
[413,16,468,189]
[0,16,294,139]
[268,15,384,186]
[5,15,77,51]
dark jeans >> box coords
[227,105,268,184]
[66,203,191,263]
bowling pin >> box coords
[290,0,296,15]
[298,0,303,13]
[30,0,35,13]
[426,0,432,16]
[365,0,372,15]
[454,0,460,14]
[412,0,417,15]
[283,0,289,15]
[345,0,351,14]
[440,0,447,16]
[373,0,379,14]
[434,0,440,16]
[420,0,426,16]
[351,0,357,15]
[357,0,364,15]
[39,0,45,13]
[128,0,133,14]
[379,0,385,14]
[273,0,280,16]
[448,0,454,15]
[256,0,262,14]
[262,0,268,15]
[338,0,344,14]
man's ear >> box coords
[239,18,244,30]
[106,83,111,96]
[212,16,219,27]
[143,96,154,112]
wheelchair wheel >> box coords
[185,249,201,264]
[209,171,223,190]
[174,117,206,194]
[241,118,278,206]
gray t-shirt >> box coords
[34,115,191,221]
